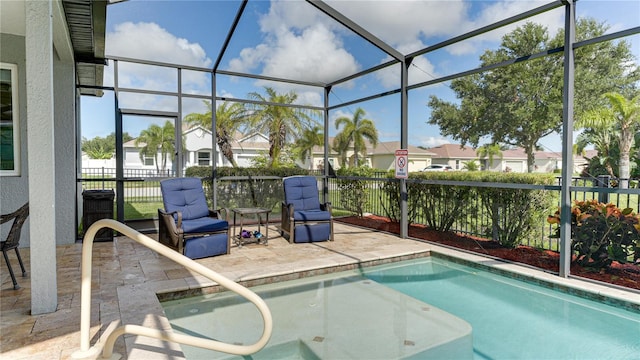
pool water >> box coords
[364,257,640,359]
[162,256,640,359]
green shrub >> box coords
[473,173,555,248]
[335,166,375,217]
[377,171,423,224]
[379,174,402,222]
[185,166,310,210]
[407,172,555,247]
[548,200,640,268]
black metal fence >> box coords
[78,168,639,251]
[80,168,173,203]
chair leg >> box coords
[289,221,295,244]
[2,250,20,290]
[14,248,27,277]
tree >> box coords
[333,107,379,167]
[575,120,618,178]
[476,144,504,170]
[135,121,175,173]
[185,100,247,167]
[294,125,323,169]
[250,145,297,168]
[463,160,480,171]
[81,132,132,159]
[428,19,638,172]
[578,92,640,187]
[247,87,319,168]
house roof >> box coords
[61,0,107,96]
[427,144,477,159]
[427,144,572,161]
[312,138,435,156]
[369,141,436,156]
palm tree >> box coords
[294,125,323,169]
[185,100,247,167]
[476,144,504,170]
[135,121,175,173]
[247,87,319,167]
[578,92,640,187]
[333,107,378,167]
[575,129,617,177]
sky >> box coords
[81,0,640,154]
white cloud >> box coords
[326,0,563,58]
[227,0,561,90]
[227,1,360,84]
[105,22,212,95]
[106,22,212,67]
[259,0,330,34]
[263,24,360,83]
[326,0,472,46]
[375,41,440,88]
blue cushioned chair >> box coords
[158,178,230,259]
[281,176,333,243]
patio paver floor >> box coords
[0,222,430,359]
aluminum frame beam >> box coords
[306,0,404,62]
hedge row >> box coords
[379,171,558,248]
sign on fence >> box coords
[395,149,408,179]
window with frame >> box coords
[197,151,211,166]
[143,155,155,166]
[1,63,20,176]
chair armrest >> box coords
[208,208,221,219]
[281,202,294,226]
[209,208,231,222]
[283,202,295,218]
[1,204,27,224]
[158,208,184,252]
[158,209,182,231]
[0,213,17,225]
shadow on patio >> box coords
[0,222,430,359]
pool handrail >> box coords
[71,219,273,360]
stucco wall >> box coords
[1,33,77,247]
[0,33,30,247]
[53,51,76,245]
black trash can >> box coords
[82,189,115,242]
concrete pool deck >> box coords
[1,222,638,359]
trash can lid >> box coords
[82,189,115,198]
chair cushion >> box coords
[283,176,321,211]
[294,223,331,243]
[294,210,331,222]
[182,218,228,233]
[161,178,209,220]
[184,233,228,259]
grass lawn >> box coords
[124,201,163,220]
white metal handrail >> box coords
[71,219,273,360]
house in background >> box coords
[89,132,435,173]
[86,132,599,176]
[426,144,480,171]
[369,142,436,172]
[111,126,271,172]
[230,132,270,167]
[304,138,435,172]
[426,143,590,174]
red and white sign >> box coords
[395,149,408,178]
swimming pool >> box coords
[162,256,640,359]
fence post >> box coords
[597,175,610,204]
